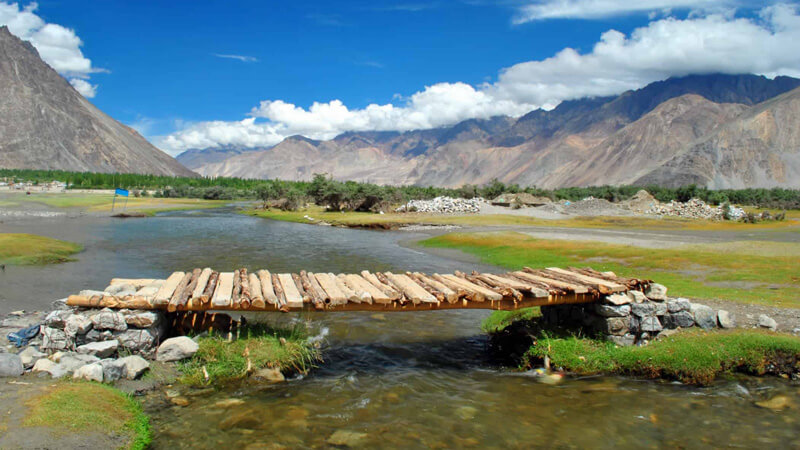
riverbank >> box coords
[0,233,82,265]
[0,191,231,216]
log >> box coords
[291,273,311,303]
[405,272,445,302]
[201,271,219,305]
[257,270,279,306]
[412,272,458,303]
[153,272,185,307]
[478,273,549,298]
[383,273,438,304]
[109,278,158,288]
[249,273,265,309]
[438,274,503,301]
[231,268,243,309]
[271,273,287,309]
[170,268,201,312]
[278,273,303,308]
[191,268,213,306]
[376,272,408,303]
[67,295,153,310]
[301,271,327,309]
[239,269,251,309]
[212,272,235,308]
[360,271,401,300]
[313,273,347,305]
[514,270,587,294]
[544,267,625,294]
[342,274,378,303]
[335,274,362,303]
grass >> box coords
[482,308,541,333]
[521,328,800,385]
[420,232,800,307]
[23,382,151,450]
[0,233,83,265]
[178,322,320,386]
[244,205,800,232]
[6,192,230,214]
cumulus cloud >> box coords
[0,2,101,96]
[513,0,738,22]
[160,4,800,153]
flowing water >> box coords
[2,207,799,448]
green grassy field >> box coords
[0,233,83,265]
[23,382,151,450]
[245,205,800,232]
[522,329,800,385]
[3,193,230,214]
[419,232,800,307]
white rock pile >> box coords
[396,196,484,214]
[648,198,745,220]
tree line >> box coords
[2,168,799,210]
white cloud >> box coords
[513,0,737,23]
[160,4,800,153]
[214,53,258,63]
[0,2,102,96]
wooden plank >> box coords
[301,271,327,308]
[545,267,625,294]
[343,274,379,304]
[231,269,243,309]
[271,273,287,309]
[239,269,251,309]
[292,273,311,303]
[257,270,279,305]
[314,273,348,305]
[384,273,438,304]
[430,274,475,301]
[360,271,402,300]
[110,278,158,288]
[278,273,303,308]
[339,274,372,303]
[249,273,265,309]
[170,268,201,312]
[480,273,549,298]
[412,273,458,303]
[153,272,185,307]
[211,272,235,308]
[191,268,213,304]
[406,272,446,302]
[200,271,219,306]
[439,274,503,301]
[515,270,588,294]
[335,274,363,303]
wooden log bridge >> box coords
[66,267,650,313]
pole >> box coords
[111,192,117,213]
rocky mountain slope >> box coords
[189,74,800,188]
[0,26,194,177]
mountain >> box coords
[176,145,264,170]
[190,73,800,188]
[0,26,194,177]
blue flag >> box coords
[115,188,129,197]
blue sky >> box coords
[2,1,797,154]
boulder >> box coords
[32,358,68,378]
[662,311,694,329]
[64,314,93,337]
[627,291,647,304]
[99,358,126,382]
[640,316,663,333]
[43,309,72,329]
[59,353,101,373]
[104,283,135,296]
[667,298,691,313]
[124,311,161,329]
[603,294,631,306]
[118,355,150,379]
[758,314,778,331]
[645,283,668,301]
[606,333,636,347]
[78,290,106,298]
[631,302,657,318]
[41,326,70,351]
[76,329,114,346]
[115,329,158,353]
[717,310,736,329]
[594,304,631,317]
[327,430,368,448]
[690,304,716,330]
[76,340,119,358]
[91,309,127,331]
[18,347,46,369]
[253,367,285,383]
[0,354,24,377]
[73,363,104,382]
[156,336,199,362]
[597,317,629,336]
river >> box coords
[2,208,798,448]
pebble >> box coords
[327,430,368,447]
[755,395,793,412]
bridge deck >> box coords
[66,267,649,312]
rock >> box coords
[50,298,69,310]
[99,358,126,382]
[214,398,246,408]
[64,314,93,337]
[667,298,691,313]
[115,329,158,353]
[627,291,647,304]
[755,395,793,412]
[117,355,150,379]
[78,290,106,298]
[59,353,100,373]
[640,316,663,333]
[73,363,104,382]
[606,333,636,347]
[656,329,680,340]
[156,336,199,362]
[43,309,72,329]
[76,340,119,358]
[327,430,368,447]
[597,317,629,336]
[603,294,631,306]
[717,310,736,329]
[91,309,127,331]
[32,358,67,378]
[653,302,668,316]
[170,396,190,407]
[105,283,135,295]
[758,314,778,331]
[690,304,717,330]
[18,347,46,369]
[662,311,694,329]
[0,354,24,377]
[253,367,285,383]
[594,303,631,317]
[41,326,70,351]
[220,410,262,430]
[631,302,657,318]
[645,283,668,301]
[76,329,114,346]
[455,406,478,420]
[48,351,66,362]
[124,311,161,328]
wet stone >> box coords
[327,430,368,447]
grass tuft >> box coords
[178,322,320,386]
[0,233,83,265]
[23,382,151,449]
